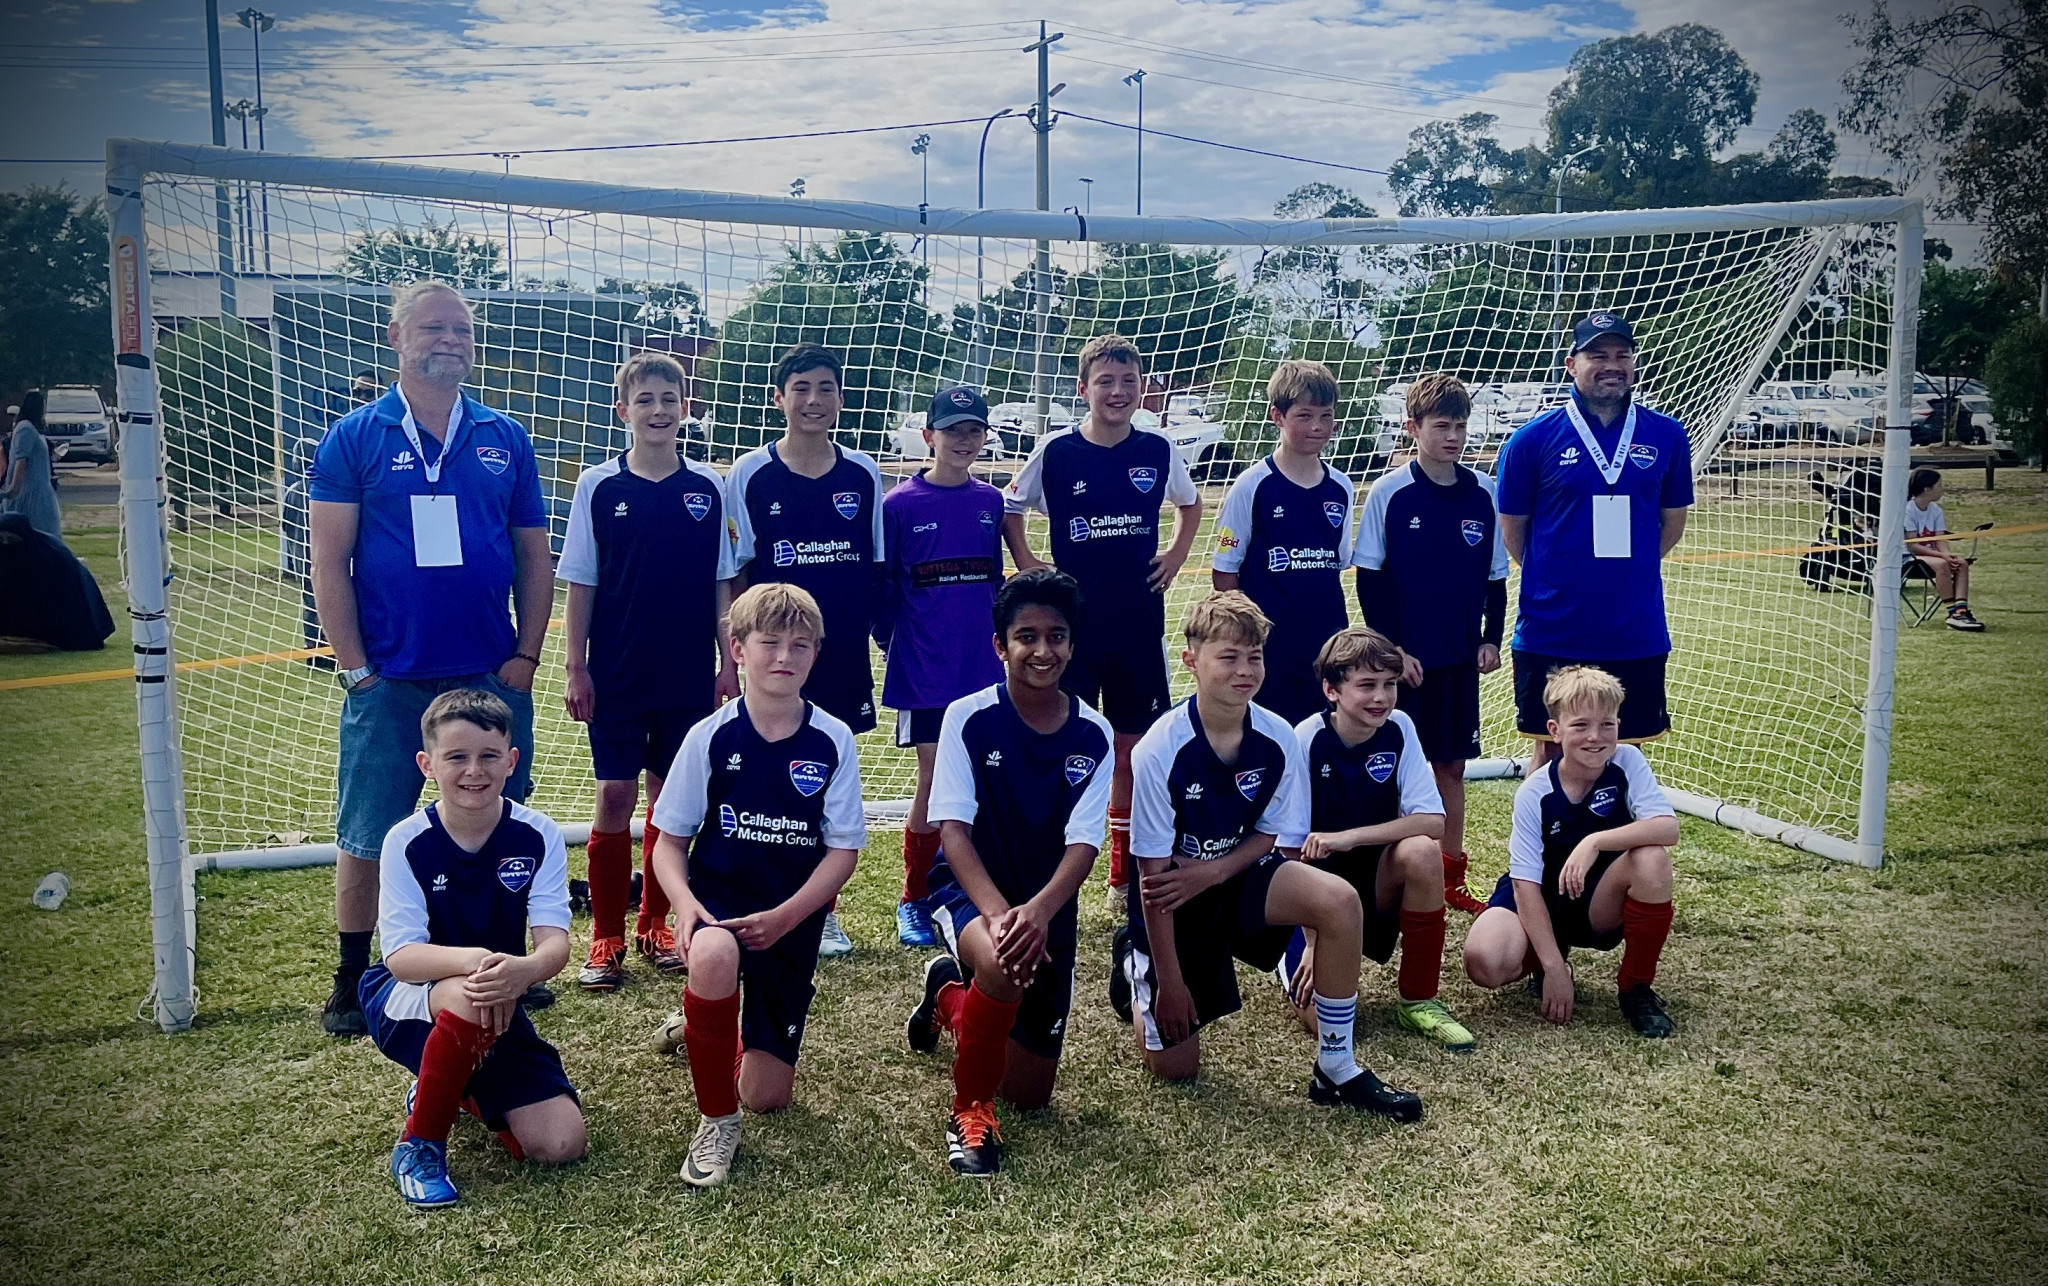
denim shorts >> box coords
[336,671,535,859]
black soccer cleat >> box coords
[1309,1066,1424,1122]
[321,969,367,1038]
[518,983,555,1011]
[947,1103,1004,1178]
[906,954,962,1055]
[1618,983,1676,1038]
[1108,924,1134,1025]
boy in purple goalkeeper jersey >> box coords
[875,386,1007,948]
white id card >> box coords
[410,493,464,567]
[1591,494,1632,559]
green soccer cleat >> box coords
[1394,998,1477,1052]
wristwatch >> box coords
[338,664,378,692]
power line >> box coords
[1057,109,1391,177]
[354,116,1008,161]
[1060,52,1547,130]
[2,22,1032,55]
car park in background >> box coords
[41,386,116,464]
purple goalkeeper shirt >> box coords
[875,470,1006,711]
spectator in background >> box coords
[2,391,64,545]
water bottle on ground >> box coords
[32,872,70,910]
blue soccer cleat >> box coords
[391,1136,459,1209]
[896,899,937,948]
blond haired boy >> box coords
[1109,592,1422,1118]
[1461,665,1680,1037]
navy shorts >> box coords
[894,706,946,748]
[1302,845,1404,964]
[358,963,578,1130]
[588,706,706,783]
[803,645,878,736]
[1125,850,1295,1051]
[1400,662,1483,762]
[1063,634,1171,737]
[1512,650,1670,742]
[696,885,829,1067]
[1486,859,1625,953]
[337,672,534,860]
[927,875,1079,1060]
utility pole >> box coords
[238,8,275,272]
[1078,176,1094,271]
[911,132,931,272]
[1124,69,1146,216]
[1024,22,1063,438]
[974,107,1016,383]
[493,153,519,286]
[227,100,255,272]
[205,0,236,317]
[1551,143,1600,375]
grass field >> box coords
[0,469,2043,1283]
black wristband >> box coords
[513,651,542,667]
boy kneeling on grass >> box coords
[1110,591,1422,1119]
[1277,627,1474,1053]
[359,688,586,1211]
[1461,665,1680,1037]
[648,582,867,1189]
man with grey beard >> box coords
[308,280,554,1036]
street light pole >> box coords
[975,107,1016,383]
[1123,69,1146,216]
[204,0,235,316]
[1551,142,1601,372]
[227,99,254,272]
[1024,22,1064,437]
[1077,176,1093,271]
[911,132,932,272]
[493,152,519,286]
[237,8,275,272]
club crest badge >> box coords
[495,856,535,893]
[979,508,997,531]
[684,492,712,521]
[1128,467,1157,494]
[772,539,798,567]
[1065,755,1097,786]
[1461,518,1485,547]
[833,491,861,519]
[1324,501,1346,528]
[1588,786,1619,817]
[1235,768,1264,800]
[1628,444,1659,470]
[719,804,740,837]
[474,445,511,476]
[1365,751,1396,784]
[789,760,829,797]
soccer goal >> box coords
[105,139,1919,1031]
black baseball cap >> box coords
[1569,311,1636,354]
[927,385,990,430]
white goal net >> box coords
[107,142,1919,1025]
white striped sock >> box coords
[1313,991,1360,1082]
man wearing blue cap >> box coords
[875,385,1008,944]
[1494,313,1693,765]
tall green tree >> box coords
[1387,114,1519,216]
[1061,243,1247,392]
[1841,0,2047,288]
[1251,184,1383,340]
[340,218,507,288]
[1984,314,2046,461]
[0,186,111,393]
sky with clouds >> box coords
[1,0,1975,258]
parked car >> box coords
[40,385,115,463]
[890,411,998,462]
[1741,397,1802,444]
[988,400,1077,458]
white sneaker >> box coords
[649,1007,686,1056]
[681,1110,743,1188]
[818,911,853,959]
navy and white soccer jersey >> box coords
[1003,426,1197,635]
[727,442,888,731]
[373,800,572,1023]
[1352,461,1510,670]
[1129,698,1308,867]
[557,451,736,711]
[1507,745,1673,888]
[651,698,867,916]
[1293,708,1443,837]
[927,686,1116,904]
[1212,456,1357,722]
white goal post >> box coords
[105,139,1918,1032]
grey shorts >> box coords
[336,671,535,859]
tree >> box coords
[1841,0,2047,288]
[0,186,110,394]
[1251,184,1384,340]
[1388,115,1517,216]
[597,277,709,336]
[1984,314,2046,462]
[1061,243,1247,393]
[156,318,275,521]
[1917,258,2034,442]
[340,218,507,288]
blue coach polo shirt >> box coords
[1494,392,1693,661]
[309,386,546,680]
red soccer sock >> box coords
[682,987,742,1118]
[951,981,1021,1113]
[1398,907,1447,1002]
[405,1010,497,1143]
[586,827,633,944]
[1617,897,1675,991]
[1107,806,1131,889]
[1443,850,1469,891]
[933,979,966,1034]
[903,827,941,904]
[636,810,673,936]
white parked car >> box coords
[988,400,1077,458]
[41,385,115,463]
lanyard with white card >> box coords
[396,387,467,568]
[1565,398,1637,559]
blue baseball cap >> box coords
[928,385,990,430]
[1569,311,1637,354]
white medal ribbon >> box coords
[394,385,466,487]
[1563,397,1637,489]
